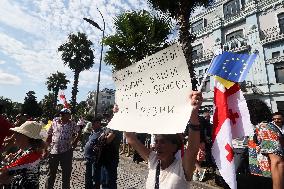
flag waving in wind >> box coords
[208,51,257,82]
[212,80,254,189]
[59,91,69,108]
[207,51,256,189]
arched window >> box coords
[278,13,284,33]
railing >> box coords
[266,55,284,64]
[192,18,222,37]
[190,0,282,37]
[223,39,250,52]
[192,51,214,64]
[260,26,284,45]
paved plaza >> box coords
[39,148,219,189]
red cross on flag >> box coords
[212,79,254,189]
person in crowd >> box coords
[84,115,121,189]
[14,114,28,127]
[84,117,105,189]
[119,91,202,188]
[81,116,94,152]
[133,133,147,164]
[100,114,122,189]
[45,108,81,189]
[0,121,45,189]
[120,132,130,157]
[0,104,13,150]
[246,112,284,189]
[203,111,214,167]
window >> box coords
[278,13,284,34]
[226,30,244,49]
[106,96,111,99]
[272,51,280,58]
[192,19,204,33]
[276,101,284,115]
[224,0,240,19]
[192,44,203,59]
[199,69,204,75]
[275,63,284,83]
[201,76,210,92]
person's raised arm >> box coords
[182,91,203,181]
[124,132,151,161]
[112,104,151,161]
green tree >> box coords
[46,71,70,109]
[58,32,95,113]
[75,100,87,119]
[147,0,213,90]
[103,10,172,71]
[0,96,13,116]
[22,91,42,118]
[40,93,57,120]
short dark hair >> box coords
[157,134,183,150]
[272,112,284,117]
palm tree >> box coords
[147,0,213,90]
[103,10,172,71]
[46,71,69,109]
[58,32,95,113]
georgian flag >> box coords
[1,151,42,171]
[59,91,69,108]
[212,79,253,189]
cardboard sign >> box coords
[107,44,192,134]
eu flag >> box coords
[207,51,257,82]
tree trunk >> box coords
[71,71,80,113]
[54,88,59,109]
[178,14,198,91]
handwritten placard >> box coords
[107,44,192,134]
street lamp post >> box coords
[83,9,105,119]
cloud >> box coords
[0,60,5,65]
[0,0,156,101]
[0,70,21,85]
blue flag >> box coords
[207,51,257,82]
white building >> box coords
[86,88,115,115]
[190,0,284,123]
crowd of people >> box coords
[0,90,283,189]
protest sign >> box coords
[107,44,192,134]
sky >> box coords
[0,0,205,103]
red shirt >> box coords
[0,115,13,147]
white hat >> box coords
[60,108,71,114]
[10,121,44,140]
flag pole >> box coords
[197,49,223,92]
[197,56,215,92]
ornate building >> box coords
[191,0,284,123]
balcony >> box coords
[257,0,283,12]
[192,51,214,64]
[266,55,284,64]
[260,26,284,45]
[192,18,222,37]
[223,39,250,53]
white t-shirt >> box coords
[146,151,190,189]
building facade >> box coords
[190,0,284,123]
[86,88,115,116]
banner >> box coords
[107,44,192,134]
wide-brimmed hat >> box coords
[10,121,44,140]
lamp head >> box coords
[83,18,102,31]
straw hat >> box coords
[10,121,44,140]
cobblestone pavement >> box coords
[39,148,220,189]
